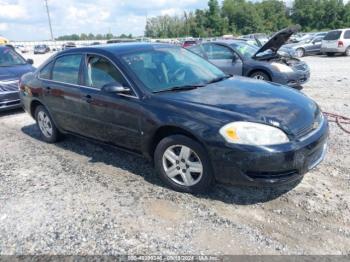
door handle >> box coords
[83,94,94,103]
[44,86,51,94]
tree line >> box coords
[145,0,350,38]
[56,33,133,41]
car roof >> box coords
[210,39,249,45]
[60,42,175,56]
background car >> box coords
[62,42,77,50]
[14,45,29,54]
[34,44,50,54]
[19,43,328,193]
[189,26,310,88]
[321,28,350,56]
[280,34,326,57]
[182,39,200,48]
[0,46,35,111]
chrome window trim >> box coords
[37,52,139,99]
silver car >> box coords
[280,35,326,57]
[321,29,350,56]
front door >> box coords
[202,43,243,75]
[78,54,142,151]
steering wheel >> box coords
[169,67,186,82]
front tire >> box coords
[154,135,214,193]
[35,105,60,143]
[295,48,305,58]
[250,71,270,81]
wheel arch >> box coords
[147,125,206,161]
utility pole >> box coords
[44,0,54,41]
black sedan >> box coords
[0,46,35,111]
[189,26,310,88]
[20,43,328,193]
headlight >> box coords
[219,122,289,146]
[271,62,294,73]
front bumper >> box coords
[272,69,310,87]
[208,118,329,186]
[0,91,21,112]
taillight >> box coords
[338,41,344,47]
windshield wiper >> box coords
[153,84,205,93]
[206,74,232,85]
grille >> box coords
[0,80,19,92]
[293,63,308,72]
[295,111,324,139]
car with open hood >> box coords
[19,43,328,193]
[0,46,35,111]
[189,25,310,88]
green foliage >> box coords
[144,0,350,38]
[56,33,133,41]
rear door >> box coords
[39,53,85,134]
[78,54,142,151]
[202,43,243,75]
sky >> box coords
[0,0,215,41]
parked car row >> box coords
[189,26,310,88]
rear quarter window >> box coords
[39,62,53,80]
[324,30,342,40]
[344,30,350,39]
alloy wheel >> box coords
[37,111,53,138]
[253,74,266,80]
[162,145,203,187]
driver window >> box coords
[85,55,129,90]
[204,44,234,60]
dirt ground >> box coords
[0,53,349,255]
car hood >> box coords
[0,64,35,81]
[253,25,301,58]
[156,76,318,136]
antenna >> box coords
[44,0,54,41]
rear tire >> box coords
[250,71,270,81]
[154,135,214,193]
[35,105,61,143]
[345,47,350,57]
[326,52,335,57]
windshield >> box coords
[0,48,27,67]
[121,47,226,93]
[230,42,260,58]
[324,30,342,40]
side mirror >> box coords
[102,82,131,94]
[27,59,34,65]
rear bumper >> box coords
[208,118,329,187]
[0,91,21,112]
[321,47,346,53]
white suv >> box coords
[321,29,350,56]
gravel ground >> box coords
[0,53,349,255]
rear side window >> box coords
[85,55,129,89]
[52,54,82,85]
[39,62,53,80]
[324,30,342,40]
[344,30,350,39]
